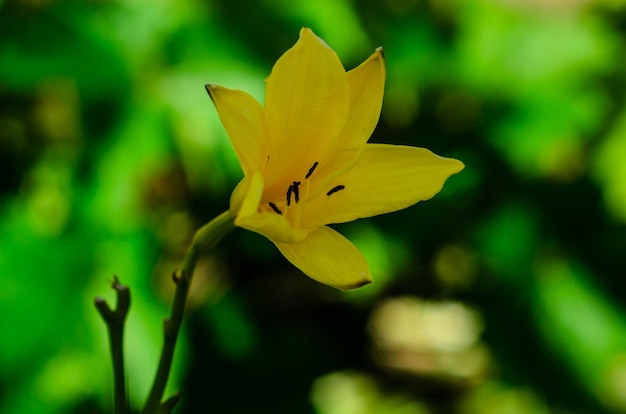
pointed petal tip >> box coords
[299,27,316,42]
[449,157,465,173]
[298,26,331,50]
[437,154,465,174]
[205,83,216,100]
[375,46,385,60]
[339,274,373,290]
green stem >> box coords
[95,277,131,414]
[142,211,235,414]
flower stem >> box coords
[141,211,235,414]
[95,276,131,414]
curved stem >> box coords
[142,211,235,414]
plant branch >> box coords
[95,276,131,414]
[142,211,235,414]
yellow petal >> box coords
[283,48,386,195]
[274,226,372,290]
[232,171,308,244]
[340,47,386,149]
[206,84,268,175]
[263,28,350,183]
[301,144,464,228]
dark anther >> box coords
[292,181,301,203]
[326,185,345,196]
[305,162,319,179]
[269,202,282,215]
[287,181,302,205]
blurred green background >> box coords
[2,0,626,412]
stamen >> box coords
[269,202,282,215]
[326,185,345,196]
[292,181,301,203]
[305,162,319,179]
[287,185,293,206]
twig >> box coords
[95,276,131,414]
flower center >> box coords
[264,161,345,225]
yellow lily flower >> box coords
[206,28,464,290]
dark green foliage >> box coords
[1,0,626,413]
